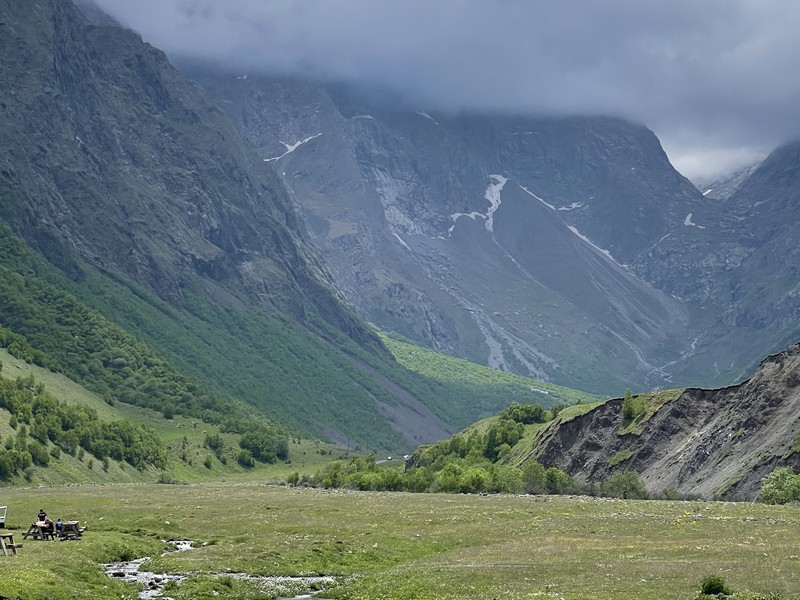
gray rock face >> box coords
[0,0,372,345]
[186,68,800,395]
[534,342,800,500]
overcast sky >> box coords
[93,0,800,182]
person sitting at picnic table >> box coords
[34,509,54,534]
[55,518,63,533]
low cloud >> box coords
[93,0,800,180]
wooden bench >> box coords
[0,533,20,556]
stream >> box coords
[104,540,335,599]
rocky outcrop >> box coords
[534,343,800,500]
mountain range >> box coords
[182,67,800,396]
[1,0,798,464]
[0,0,601,453]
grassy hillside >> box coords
[0,348,344,486]
[1,220,605,454]
[380,331,603,427]
[0,221,413,451]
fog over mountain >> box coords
[92,0,800,181]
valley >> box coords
[3,483,799,600]
[1,1,800,597]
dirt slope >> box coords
[534,343,800,500]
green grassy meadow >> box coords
[1,484,798,599]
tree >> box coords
[602,470,648,499]
[622,389,638,420]
[501,402,548,424]
[760,467,800,504]
[522,461,547,494]
[545,467,574,494]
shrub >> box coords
[500,402,548,424]
[759,467,800,504]
[601,470,648,499]
[621,389,644,420]
[699,574,731,596]
[522,461,547,494]
[28,441,50,467]
[545,467,574,495]
[236,449,255,468]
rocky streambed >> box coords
[104,539,336,599]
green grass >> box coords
[505,401,605,466]
[619,388,685,436]
[0,485,798,599]
[380,331,604,428]
[608,449,634,467]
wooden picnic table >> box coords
[23,522,56,541]
[0,532,22,556]
[58,521,84,541]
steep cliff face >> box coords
[534,343,800,500]
[0,0,376,345]
[631,142,800,383]
[185,68,799,394]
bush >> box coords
[601,470,648,499]
[759,467,800,504]
[236,449,255,468]
[699,574,731,596]
[545,467,574,494]
[522,461,547,494]
[621,389,644,420]
[500,402,548,424]
[28,441,50,467]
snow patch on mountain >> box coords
[683,213,706,229]
[646,233,672,253]
[519,185,556,210]
[447,175,507,236]
[484,175,508,232]
[392,232,411,251]
[416,111,438,124]
[566,226,623,266]
[263,133,323,162]
[448,211,485,235]
[519,186,585,212]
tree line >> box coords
[0,368,167,478]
